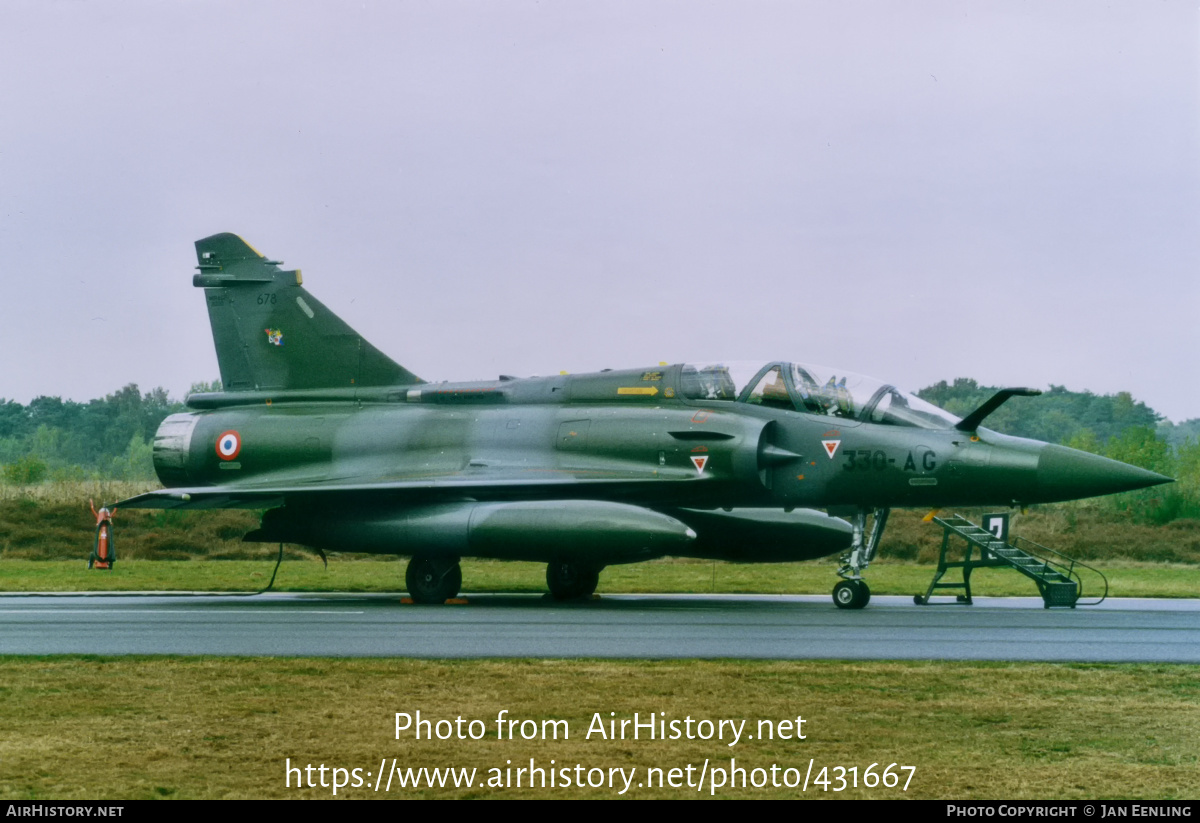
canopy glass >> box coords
[679,362,960,430]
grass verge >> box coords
[5,499,1200,565]
[2,557,1198,599]
[0,657,1195,800]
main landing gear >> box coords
[546,559,601,601]
[405,556,462,604]
[404,556,602,604]
[832,507,889,610]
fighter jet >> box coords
[116,233,1172,608]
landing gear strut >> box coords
[832,507,889,610]
[405,556,462,604]
[546,559,600,601]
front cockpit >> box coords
[680,362,961,430]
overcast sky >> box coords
[2,1,1197,421]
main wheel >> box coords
[405,557,462,604]
[833,579,870,610]
[546,560,600,601]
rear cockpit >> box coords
[680,362,960,430]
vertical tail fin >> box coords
[192,233,422,391]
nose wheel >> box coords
[833,579,871,609]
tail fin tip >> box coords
[192,233,422,391]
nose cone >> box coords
[1036,444,1173,503]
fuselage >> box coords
[154,361,1164,513]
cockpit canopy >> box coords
[680,362,961,430]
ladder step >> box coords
[930,514,1089,608]
[1042,581,1079,607]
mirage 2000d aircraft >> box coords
[114,233,1172,608]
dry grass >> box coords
[0,480,156,505]
[4,483,1199,564]
[885,506,1200,564]
[0,658,1195,800]
[0,497,264,561]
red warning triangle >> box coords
[821,439,841,459]
[691,455,709,475]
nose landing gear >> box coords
[832,507,889,609]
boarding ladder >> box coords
[915,514,1108,609]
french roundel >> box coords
[216,430,242,461]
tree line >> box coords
[0,382,218,483]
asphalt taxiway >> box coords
[2,592,1198,661]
